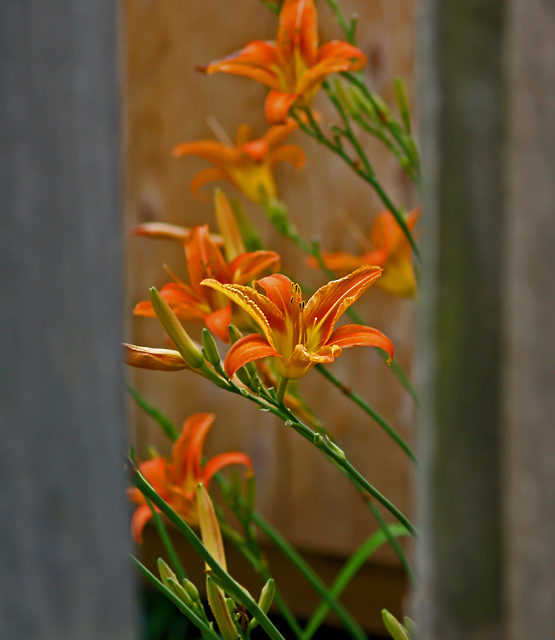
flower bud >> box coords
[157,558,177,587]
[382,609,410,640]
[149,287,205,368]
[393,76,411,133]
[166,577,194,608]
[248,578,275,631]
[206,575,239,640]
[182,578,201,603]
[202,328,221,366]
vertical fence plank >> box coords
[503,1,555,637]
[417,0,504,637]
[0,2,136,638]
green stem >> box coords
[315,365,418,466]
[130,463,287,640]
[276,377,289,403]
[301,524,409,640]
[132,556,220,640]
[251,512,369,640]
[146,497,187,583]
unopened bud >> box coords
[202,328,221,366]
[157,558,177,587]
[182,578,200,603]
[149,288,204,368]
[248,578,275,631]
[166,577,194,608]
[382,609,410,640]
[206,575,239,640]
[394,76,411,133]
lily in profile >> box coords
[308,209,421,298]
[202,266,394,395]
[199,0,367,124]
[128,413,253,543]
[173,120,305,203]
[133,190,280,341]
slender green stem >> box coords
[146,497,187,583]
[315,365,418,465]
[301,524,409,640]
[130,463,287,640]
[251,512,369,640]
[276,376,289,403]
[229,380,417,537]
[132,556,220,640]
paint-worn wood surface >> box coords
[0,2,136,638]
[123,0,418,568]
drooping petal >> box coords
[304,265,382,347]
[131,504,154,544]
[203,452,253,486]
[224,333,281,378]
[173,413,216,481]
[202,41,283,91]
[204,305,232,342]
[326,324,394,363]
[269,143,306,169]
[265,90,300,125]
[317,41,367,71]
[123,343,191,372]
[201,279,284,346]
[131,222,192,242]
[190,168,230,201]
[229,250,281,285]
[172,140,238,167]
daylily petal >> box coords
[256,273,294,317]
[123,343,191,372]
[229,250,281,285]
[296,56,356,96]
[203,452,253,486]
[265,90,300,125]
[280,343,342,380]
[201,279,284,346]
[204,305,232,342]
[224,333,281,379]
[269,143,306,169]
[190,168,230,201]
[131,222,192,242]
[277,0,319,66]
[304,265,382,346]
[317,41,367,70]
[172,140,238,166]
[262,118,299,150]
[131,504,154,544]
[186,225,231,293]
[234,123,253,146]
[173,413,215,480]
[203,41,282,91]
[326,324,394,363]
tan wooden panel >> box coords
[123,0,418,564]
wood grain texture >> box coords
[123,0,418,565]
[503,0,555,637]
[0,1,136,638]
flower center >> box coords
[289,282,307,352]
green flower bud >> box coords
[382,609,410,640]
[202,328,221,366]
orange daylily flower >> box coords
[200,0,367,124]
[133,191,280,342]
[202,266,394,381]
[308,209,421,298]
[129,413,253,543]
[172,120,305,203]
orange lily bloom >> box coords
[172,120,305,203]
[202,265,394,381]
[133,191,280,342]
[308,209,421,298]
[128,413,253,543]
[200,0,367,124]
